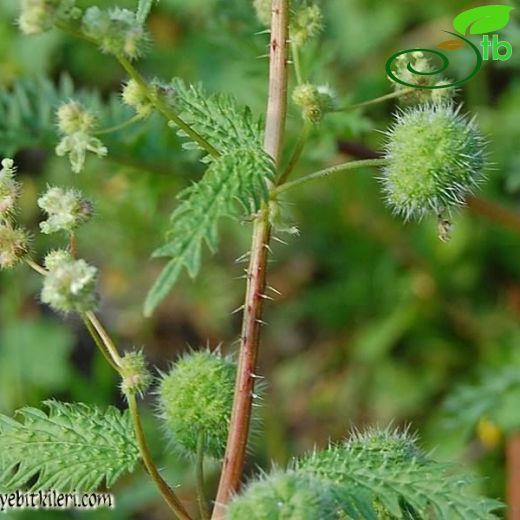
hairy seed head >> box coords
[380,104,486,220]
[158,350,236,459]
[0,159,20,219]
[228,471,339,520]
[0,224,30,269]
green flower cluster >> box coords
[121,79,154,118]
[83,7,149,61]
[120,350,153,397]
[18,2,149,61]
[290,4,323,47]
[55,101,107,174]
[38,186,92,234]
[292,83,336,124]
[18,0,80,35]
[41,250,98,313]
[389,51,456,105]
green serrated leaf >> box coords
[0,401,139,492]
[167,78,264,161]
[296,428,501,519]
[453,5,514,35]
[144,147,274,316]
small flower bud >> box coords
[0,224,29,269]
[82,7,149,61]
[120,350,153,397]
[56,133,108,174]
[41,257,98,313]
[158,350,236,459]
[18,0,80,35]
[55,102,107,174]
[57,101,96,135]
[38,186,92,234]
[381,104,486,220]
[0,158,20,219]
[121,79,153,117]
[290,5,323,47]
[292,83,335,124]
[44,249,72,271]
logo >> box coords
[386,5,514,89]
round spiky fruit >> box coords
[227,471,339,520]
[380,104,486,220]
[158,350,236,459]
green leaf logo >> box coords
[453,5,514,35]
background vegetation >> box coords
[1,0,519,517]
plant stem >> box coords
[82,314,192,519]
[127,394,193,520]
[95,113,144,135]
[82,315,122,373]
[212,1,289,517]
[507,434,520,520]
[69,231,77,258]
[116,56,220,160]
[22,163,190,520]
[57,22,219,160]
[277,123,311,185]
[84,311,123,367]
[196,433,210,520]
[274,158,388,194]
[332,87,415,112]
[291,42,303,85]
[25,258,47,276]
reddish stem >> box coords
[211,1,289,517]
[507,434,520,520]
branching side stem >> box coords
[212,1,289,517]
[128,394,193,520]
[277,123,311,185]
[57,22,219,160]
[332,87,415,112]
[274,158,388,194]
[25,258,191,519]
[84,311,123,367]
[95,113,145,135]
[81,315,121,373]
[117,56,220,159]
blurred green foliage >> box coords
[0,0,519,518]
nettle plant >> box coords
[0,0,503,518]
